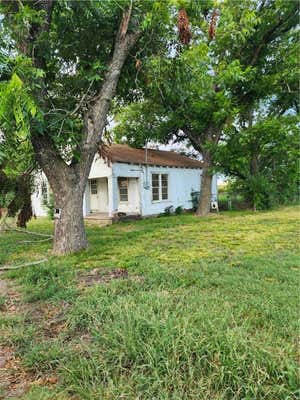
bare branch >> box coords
[118,0,133,40]
[0,258,48,271]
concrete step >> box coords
[85,213,112,226]
[85,219,112,227]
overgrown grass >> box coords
[0,206,299,399]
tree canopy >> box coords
[217,114,299,210]
[114,0,299,214]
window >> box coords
[161,174,168,200]
[152,173,168,201]
[152,174,160,201]
[118,177,128,202]
[90,179,97,195]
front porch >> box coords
[84,176,141,224]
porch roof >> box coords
[106,144,205,169]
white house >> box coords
[32,144,218,219]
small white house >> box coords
[32,144,218,219]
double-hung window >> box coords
[152,173,168,201]
[118,177,128,202]
[90,179,98,195]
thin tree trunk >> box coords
[250,152,258,212]
[187,126,220,218]
[196,166,213,216]
[0,208,8,232]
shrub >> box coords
[191,191,200,211]
[163,205,174,216]
[175,206,183,215]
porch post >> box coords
[83,182,90,216]
[108,175,118,217]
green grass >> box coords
[0,206,299,399]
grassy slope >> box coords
[0,206,299,399]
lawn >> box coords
[0,206,299,399]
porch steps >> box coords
[85,213,112,227]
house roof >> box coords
[107,144,204,169]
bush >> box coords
[163,205,174,216]
[175,206,183,215]
[191,191,200,211]
[228,176,278,211]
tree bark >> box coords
[52,183,86,255]
[188,131,217,218]
[31,134,89,254]
[196,165,213,217]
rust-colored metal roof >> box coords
[107,144,204,169]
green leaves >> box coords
[217,114,300,209]
[0,72,37,140]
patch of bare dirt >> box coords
[26,301,70,339]
[0,276,33,399]
[77,268,144,289]
[78,268,129,287]
[0,275,65,399]
[0,344,59,399]
[0,345,36,399]
[0,280,22,314]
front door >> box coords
[98,178,108,212]
[90,179,100,212]
[89,178,108,213]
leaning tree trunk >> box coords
[196,165,213,217]
[52,182,87,255]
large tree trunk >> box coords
[31,134,90,255]
[52,183,86,255]
[196,166,213,216]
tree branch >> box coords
[250,9,297,66]
[77,5,141,175]
[31,133,69,192]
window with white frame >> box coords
[152,173,168,201]
[90,179,98,195]
[118,177,128,202]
